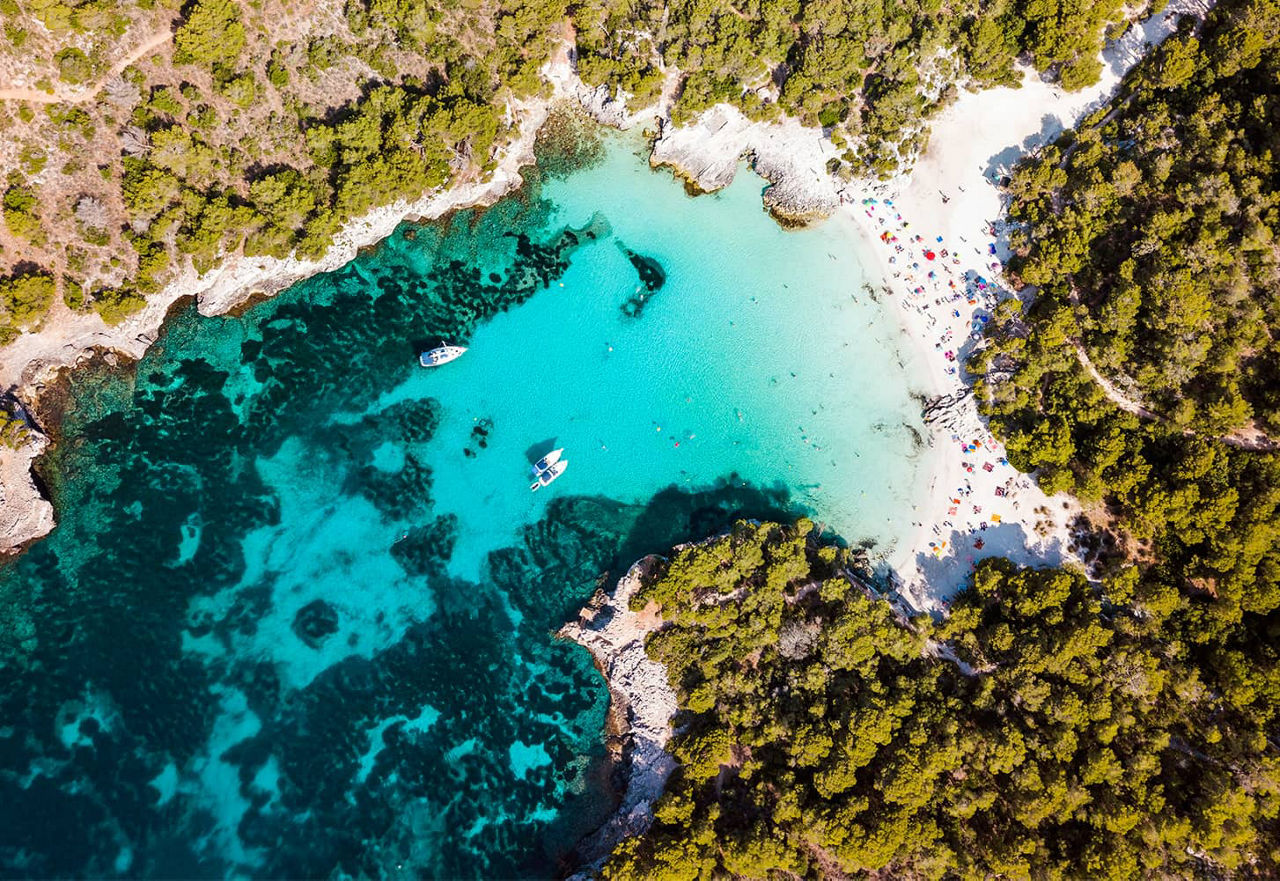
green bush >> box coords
[0,270,55,327]
[91,286,147,324]
[0,411,30,448]
[54,47,93,84]
[3,186,43,242]
[216,72,257,108]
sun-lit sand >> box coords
[844,0,1206,607]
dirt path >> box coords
[0,28,172,104]
[1074,342,1278,452]
[1074,342,1164,422]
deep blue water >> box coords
[0,132,928,877]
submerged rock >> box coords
[390,514,459,578]
[292,599,340,648]
[617,244,667,319]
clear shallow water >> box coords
[389,140,930,579]
[0,132,930,877]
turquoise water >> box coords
[383,140,929,577]
[0,132,930,877]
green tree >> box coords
[174,0,246,68]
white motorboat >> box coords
[531,448,564,474]
[530,459,567,491]
[419,345,467,367]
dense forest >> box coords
[998,0,1280,437]
[972,0,1280,680]
[598,0,1280,875]
[0,0,1150,341]
[962,0,1280,871]
[603,521,1278,878]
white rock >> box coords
[559,556,678,872]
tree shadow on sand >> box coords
[911,520,1070,606]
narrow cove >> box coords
[0,130,933,877]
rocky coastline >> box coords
[0,53,845,553]
[0,147,542,551]
[0,55,562,553]
[648,103,841,224]
[558,556,678,875]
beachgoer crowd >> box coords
[857,194,1043,603]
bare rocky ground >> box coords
[558,556,678,874]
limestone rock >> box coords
[649,104,842,224]
[0,433,54,555]
[560,556,679,874]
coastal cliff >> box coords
[0,434,52,555]
[558,556,678,874]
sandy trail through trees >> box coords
[1073,342,1278,452]
[0,28,172,104]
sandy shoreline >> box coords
[833,0,1209,606]
[0,1,1205,577]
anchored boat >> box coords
[530,459,567,491]
[531,448,564,474]
[419,345,467,367]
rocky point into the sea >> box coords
[560,556,678,875]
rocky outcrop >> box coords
[649,104,842,224]
[0,434,53,556]
[571,80,636,130]
[559,556,678,874]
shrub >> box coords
[92,286,147,324]
[0,411,30,448]
[55,47,94,84]
[3,186,43,242]
[0,270,56,327]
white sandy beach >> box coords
[838,0,1208,607]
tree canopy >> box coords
[603,521,1280,878]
